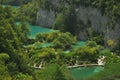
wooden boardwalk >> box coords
[33,64,104,69]
[67,64,104,69]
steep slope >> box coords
[36,0,120,48]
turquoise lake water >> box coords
[70,66,104,80]
[37,43,52,48]
[16,22,56,38]
[2,5,19,8]
[73,41,86,48]
[29,25,55,38]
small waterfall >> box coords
[97,56,105,65]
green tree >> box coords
[88,63,120,80]
[0,53,11,80]
[73,41,102,63]
[29,48,56,66]
[0,4,33,79]
[54,5,77,35]
[13,73,33,80]
[36,64,73,80]
[52,32,77,50]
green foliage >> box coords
[34,0,51,10]
[0,6,21,53]
[0,53,11,80]
[18,2,37,24]
[13,73,33,80]
[29,31,78,66]
[100,49,120,64]
[0,64,12,80]
[67,0,120,22]
[36,33,49,42]
[19,22,30,43]
[87,63,120,80]
[1,1,120,80]
[77,0,120,29]
[0,4,34,79]
[100,49,111,56]
[0,53,9,63]
[35,64,74,80]
[36,32,77,50]
[107,39,115,48]
[115,37,120,51]
[54,5,77,34]
[1,0,31,6]
[36,32,59,42]
[87,29,104,45]
[52,32,77,49]
[29,48,56,66]
[6,1,37,24]
[86,41,97,47]
[7,62,19,75]
[53,12,65,31]
[94,0,120,19]
[73,41,102,63]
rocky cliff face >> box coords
[75,6,107,40]
[36,0,120,47]
[36,8,55,27]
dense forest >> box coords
[0,0,120,80]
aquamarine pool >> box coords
[70,66,104,80]
[2,4,19,8]
[16,22,56,38]
[29,25,55,38]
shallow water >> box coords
[38,42,52,48]
[72,41,86,48]
[2,5,19,8]
[16,22,56,38]
[29,25,55,38]
[70,66,104,80]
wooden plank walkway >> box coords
[33,64,104,69]
[67,64,104,69]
